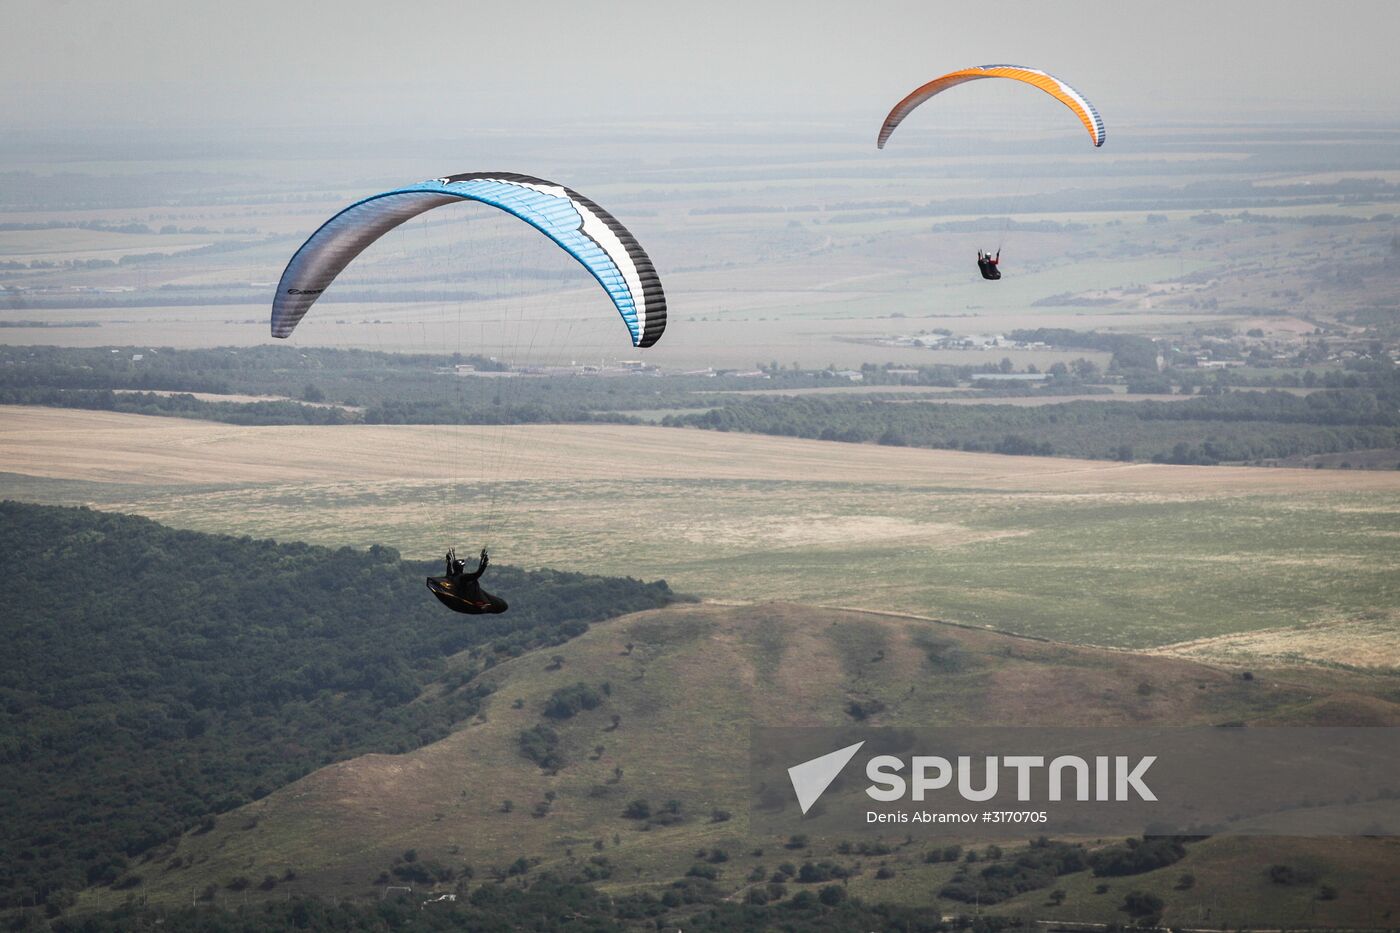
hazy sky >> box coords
[5,0,1399,134]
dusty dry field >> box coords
[1152,611,1400,670]
[4,405,1397,655]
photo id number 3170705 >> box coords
[865,811,1048,825]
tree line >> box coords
[661,388,1400,465]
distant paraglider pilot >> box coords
[427,547,508,615]
[977,249,1001,280]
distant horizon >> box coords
[6,0,1398,140]
[5,116,1400,169]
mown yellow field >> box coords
[1152,611,1400,670]
[5,405,1396,494]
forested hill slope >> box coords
[0,501,675,913]
[117,601,1400,928]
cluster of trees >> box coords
[1007,328,1160,372]
[618,799,688,829]
[1141,386,1400,427]
[363,399,639,427]
[0,387,356,425]
[1121,889,1166,921]
[517,724,563,770]
[662,388,1400,464]
[0,345,749,423]
[0,345,248,394]
[515,683,614,771]
[939,840,1089,905]
[542,682,607,720]
[1088,837,1189,877]
[0,345,487,407]
[927,836,1193,909]
[0,502,675,911]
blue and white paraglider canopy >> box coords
[271,172,666,348]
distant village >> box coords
[439,359,782,380]
[868,326,1398,372]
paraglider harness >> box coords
[977,249,1001,280]
[427,548,509,615]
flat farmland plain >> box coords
[4,405,1397,658]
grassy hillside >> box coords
[0,501,675,913]
[103,601,1400,927]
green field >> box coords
[102,482,1400,649]
[6,410,1397,654]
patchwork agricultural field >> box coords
[4,122,1399,374]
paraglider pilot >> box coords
[428,547,509,615]
[977,249,1001,281]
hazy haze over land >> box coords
[5,0,1400,137]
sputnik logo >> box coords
[786,740,1158,812]
[787,741,865,814]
